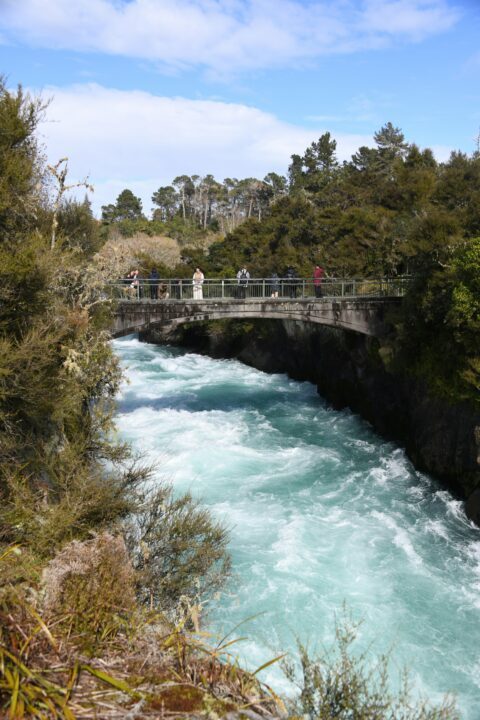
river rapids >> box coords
[113,336,480,718]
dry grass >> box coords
[42,533,136,651]
[96,234,182,277]
[0,540,285,719]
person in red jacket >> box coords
[313,265,325,298]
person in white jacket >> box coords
[192,267,205,299]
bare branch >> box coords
[47,158,94,250]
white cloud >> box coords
[2,0,460,75]
[360,0,459,40]
[38,83,373,215]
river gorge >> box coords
[113,335,480,719]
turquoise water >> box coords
[113,336,480,718]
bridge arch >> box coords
[112,298,399,339]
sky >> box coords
[0,0,479,216]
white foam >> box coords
[371,511,423,567]
[113,339,480,718]
[434,491,470,524]
[423,519,450,541]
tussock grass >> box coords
[0,541,282,719]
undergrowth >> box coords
[0,540,282,719]
[283,609,459,720]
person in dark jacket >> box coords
[269,272,280,298]
[149,268,159,299]
[284,266,298,299]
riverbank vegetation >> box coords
[0,78,246,717]
[0,78,462,717]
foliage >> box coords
[0,73,231,609]
[56,195,102,256]
[0,455,146,559]
[125,483,231,615]
[201,127,473,279]
[0,76,47,243]
[101,188,144,223]
[283,611,458,720]
[97,124,479,290]
[397,237,480,402]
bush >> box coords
[125,483,231,616]
[283,611,458,720]
[42,532,136,649]
[0,451,148,559]
[399,236,480,403]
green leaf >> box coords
[81,664,140,697]
[252,653,286,676]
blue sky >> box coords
[1,0,479,215]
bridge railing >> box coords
[109,277,411,301]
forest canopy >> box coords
[101,123,479,281]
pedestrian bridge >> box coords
[110,277,408,339]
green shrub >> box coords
[283,612,458,720]
[399,237,480,403]
[125,483,231,616]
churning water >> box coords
[113,336,480,718]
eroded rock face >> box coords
[466,489,480,526]
[142,320,480,524]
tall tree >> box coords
[173,175,194,221]
[288,154,304,193]
[304,132,338,175]
[373,122,408,178]
[101,188,143,223]
[264,172,287,201]
[0,77,46,242]
[152,185,178,220]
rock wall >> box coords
[141,319,480,524]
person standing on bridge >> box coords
[149,267,159,300]
[236,267,250,299]
[269,271,280,298]
[192,267,205,300]
[284,266,298,299]
[130,269,140,299]
[313,264,325,298]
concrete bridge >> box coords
[111,296,401,339]
[110,277,408,338]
